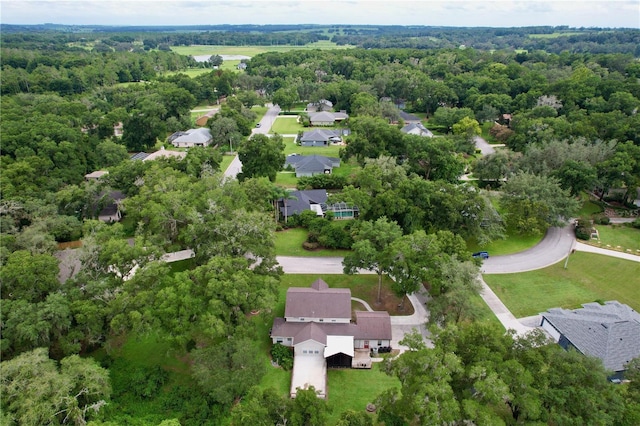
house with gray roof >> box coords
[540,301,640,377]
[306,99,333,113]
[398,110,421,123]
[98,191,126,223]
[309,111,349,126]
[299,129,343,146]
[277,189,358,221]
[285,154,341,177]
[169,128,213,148]
[271,279,392,398]
[401,122,433,137]
[278,189,328,219]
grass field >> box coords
[171,41,352,57]
[528,32,584,39]
[483,252,640,317]
[592,224,640,253]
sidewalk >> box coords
[478,275,536,336]
[575,241,640,262]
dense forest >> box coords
[1,25,640,425]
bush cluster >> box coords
[271,343,293,370]
[575,217,592,241]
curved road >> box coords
[481,225,576,274]
[277,224,638,339]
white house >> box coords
[401,122,433,137]
[271,279,392,398]
[169,128,213,148]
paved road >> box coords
[480,224,576,274]
[223,104,281,179]
[253,104,280,135]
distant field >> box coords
[528,32,584,39]
[172,41,352,57]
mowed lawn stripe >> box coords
[483,252,640,317]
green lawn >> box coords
[276,171,298,188]
[577,200,604,217]
[483,252,640,317]
[592,224,640,252]
[467,228,544,256]
[220,154,235,173]
[283,142,342,158]
[326,364,399,424]
[275,228,351,257]
[270,117,306,134]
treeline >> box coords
[1,47,195,95]
[3,25,639,56]
[331,27,640,56]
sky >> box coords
[1,0,639,28]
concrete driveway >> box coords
[474,135,495,156]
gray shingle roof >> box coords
[279,189,328,217]
[309,111,336,122]
[541,301,640,372]
[399,111,421,122]
[271,313,392,342]
[294,322,328,345]
[401,122,433,137]
[171,128,212,145]
[285,284,351,320]
[285,155,340,175]
[300,129,341,142]
[354,311,392,340]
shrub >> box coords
[271,343,293,370]
[595,215,610,225]
[632,217,640,229]
[110,361,169,399]
[297,174,347,190]
[575,226,591,240]
[303,241,320,250]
